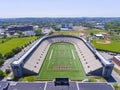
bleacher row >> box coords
[74,40,102,74]
[23,36,102,75]
[23,40,52,75]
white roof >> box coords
[95,34,103,37]
[115,56,120,61]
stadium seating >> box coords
[11,35,113,77]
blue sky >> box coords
[0,0,120,18]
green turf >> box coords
[0,36,38,55]
[85,29,107,34]
[92,39,120,53]
[53,31,80,36]
[0,38,11,44]
[38,42,86,80]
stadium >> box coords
[11,35,114,80]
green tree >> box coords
[5,69,11,74]
[53,26,60,31]
[35,28,41,36]
[0,59,4,66]
[17,31,24,38]
[12,47,21,54]
[0,70,4,77]
[90,32,94,36]
[2,32,7,38]
[4,52,14,59]
[105,21,120,34]
[0,53,3,59]
[113,83,120,90]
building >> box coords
[60,24,73,31]
[41,27,54,34]
[0,81,115,90]
[94,23,104,29]
[33,25,39,30]
[0,29,5,37]
[94,34,104,39]
[113,56,120,66]
[6,25,35,36]
[0,29,5,33]
[7,25,33,31]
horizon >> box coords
[0,16,120,19]
[0,0,120,18]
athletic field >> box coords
[0,36,38,55]
[38,42,86,80]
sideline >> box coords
[49,49,53,60]
[72,49,75,59]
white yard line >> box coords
[72,49,75,59]
[71,49,77,69]
[49,49,53,60]
[47,49,53,69]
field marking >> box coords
[69,45,77,69]
[49,49,53,60]
[71,49,75,59]
[47,49,53,69]
[39,43,86,80]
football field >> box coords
[38,42,86,80]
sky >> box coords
[0,0,120,18]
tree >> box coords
[2,32,7,38]
[49,31,54,35]
[82,22,94,29]
[90,32,94,36]
[35,28,41,36]
[4,52,14,59]
[0,53,3,59]
[113,83,120,90]
[4,47,22,59]
[15,30,25,38]
[53,26,60,31]
[105,21,120,34]
[0,70,4,77]
[0,59,4,66]
[12,47,21,54]
[5,69,11,74]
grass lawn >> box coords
[92,39,120,53]
[38,42,86,81]
[19,76,36,82]
[53,31,80,36]
[88,76,106,82]
[0,36,38,55]
[0,38,11,44]
[85,29,107,34]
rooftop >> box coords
[0,81,114,90]
[115,56,120,61]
